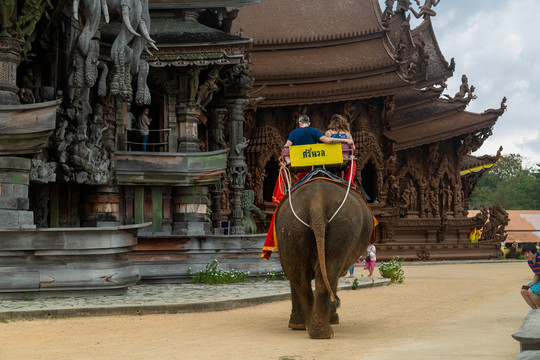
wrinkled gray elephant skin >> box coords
[275,178,374,339]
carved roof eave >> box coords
[460,153,500,173]
[149,0,260,10]
[143,40,252,68]
[390,100,467,129]
[384,110,501,151]
[100,40,252,68]
[391,87,449,114]
[252,72,413,108]
[252,27,385,49]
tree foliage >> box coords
[469,154,540,210]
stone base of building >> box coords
[130,233,282,283]
[0,224,149,298]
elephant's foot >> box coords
[288,313,306,330]
[330,311,339,325]
[288,321,306,330]
[309,323,334,339]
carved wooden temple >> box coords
[0,0,507,292]
[239,0,507,261]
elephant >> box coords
[274,177,374,339]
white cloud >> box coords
[431,0,540,167]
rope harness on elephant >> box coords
[280,156,356,228]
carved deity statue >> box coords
[410,0,440,19]
[385,152,397,177]
[0,0,15,35]
[382,0,395,22]
[429,188,438,216]
[241,190,266,234]
[444,74,476,103]
[395,0,412,13]
[409,180,417,211]
[196,67,220,108]
[440,184,452,212]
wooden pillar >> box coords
[134,186,145,225]
[0,157,34,228]
[49,183,59,227]
[210,173,226,233]
[81,186,120,227]
[124,186,134,225]
[151,186,163,232]
[115,100,127,151]
[177,104,201,152]
[162,186,172,233]
[165,80,179,153]
[225,98,249,235]
[0,36,22,105]
[172,186,209,235]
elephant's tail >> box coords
[312,219,340,311]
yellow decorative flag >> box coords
[469,228,480,243]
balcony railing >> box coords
[126,128,171,152]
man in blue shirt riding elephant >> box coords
[284,115,353,147]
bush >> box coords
[352,278,360,290]
[192,260,250,284]
[378,257,405,283]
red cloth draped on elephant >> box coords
[261,168,287,260]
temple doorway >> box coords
[263,156,280,210]
[360,160,377,202]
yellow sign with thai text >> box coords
[289,143,344,167]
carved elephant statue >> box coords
[107,0,157,104]
[72,0,157,104]
[275,177,374,339]
[73,0,148,53]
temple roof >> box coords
[240,0,413,107]
[384,99,502,151]
[101,16,252,67]
[149,0,260,9]
[102,17,249,45]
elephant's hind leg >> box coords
[309,277,336,339]
[330,309,339,325]
[288,279,313,331]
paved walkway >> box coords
[0,275,389,321]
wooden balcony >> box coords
[114,149,229,186]
[0,99,61,156]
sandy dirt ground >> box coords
[0,262,532,360]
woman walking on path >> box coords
[365,241,376,277]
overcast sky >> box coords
[380,0,540,168]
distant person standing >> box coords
[365,240,376,277]
[126,103,136,150]
[348,256,362,278]
[138,108,151,152]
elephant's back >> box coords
[276,178,371,225]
